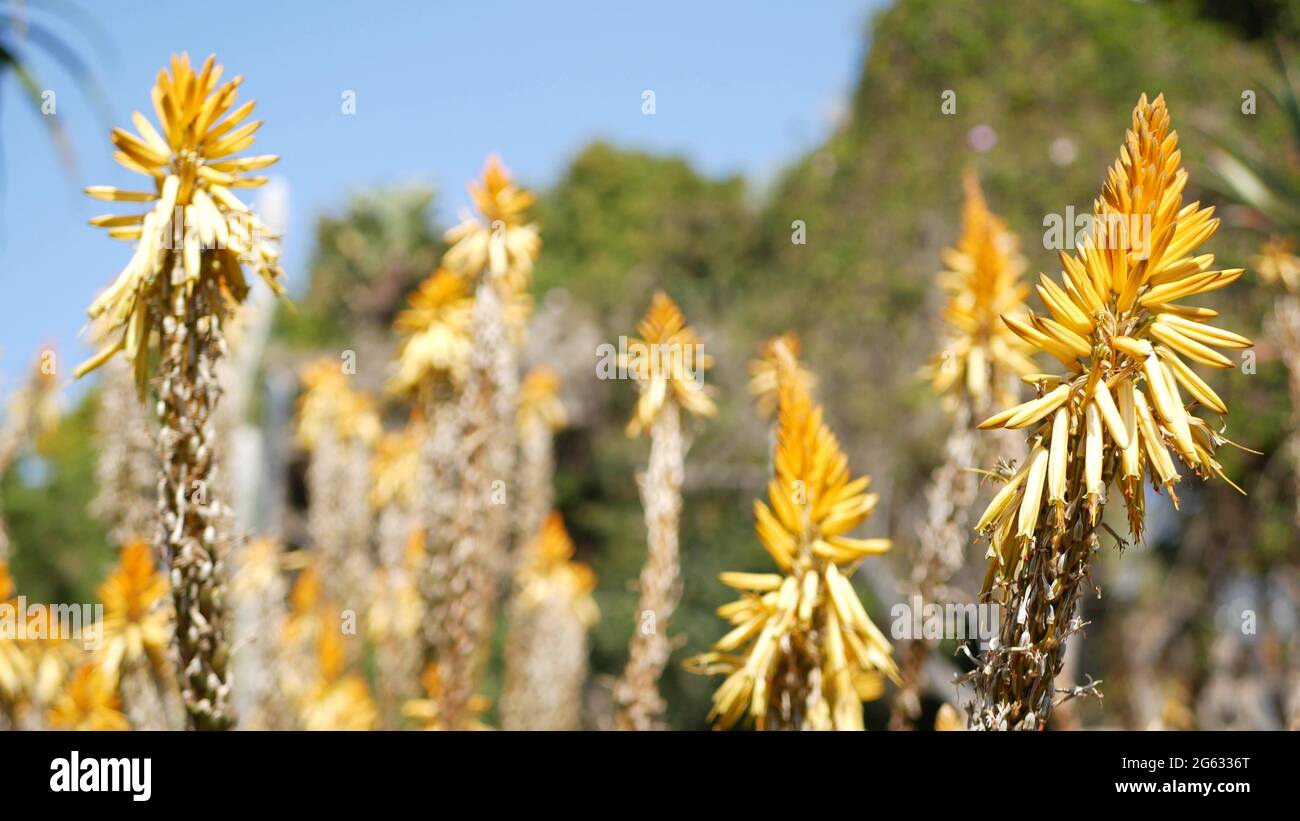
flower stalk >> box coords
[75,54,285,729]
[965,95,1252,730]
[614,292,715,730]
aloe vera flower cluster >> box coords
[77,52,283,390]
[969,94,1252,730]
[621,291,717,436]
[689,341,898,730]
[929,170,1037,412]
[76,53,284,730]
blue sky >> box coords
[0,0,879,393]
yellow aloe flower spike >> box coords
[77,53,283,392]
[688,344,898,730]
[442,155,541,293]
[389,269,476,396]
[622,291,717,437]
[928,170,1037,412]
[975,92,1252,564]
[968,94,1253,732]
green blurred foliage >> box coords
[3,390,111,604]
[275,184,445,349]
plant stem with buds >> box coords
[615,403,684,730]
[154,281,235,731]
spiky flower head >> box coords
[515,512,599,627]
[687,346,898,730]
[47,664,131,730]
[1254,235,1300,292]
[517,367,567,435]
[976,94,1252,584]
[389,269,475,396]
[295,358,382,450]
[443,155,541,292]
[97,539,171,679]
[748,332,815,419]
[76,53,283,391]
[622,291,716,437]
[929,171,1037,411]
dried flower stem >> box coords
[515,412,555,561]
[372,505,423,726]
[890,410,977,729]
[442,279,518,729]
[419,394,459,668]
[119,661,182,730]
[154,284,236,730]
[614,402,684,730]
[305,426,373,668]
[965,450,1113,730]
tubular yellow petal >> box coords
[1155,346,1226,414]
[1091,378,1131,450]
[1113,335,1153,361]
[1138,271,1221,306]
[975,461,1029,533]
[719,572,784,592]
[1047,407,1069,504]
[84,186,157,203]
[1116,378,1141,479]
[1085,401,1103,501]
[798,570,818,625]
[1015,443,1049,539]
[1158,313,1251,350]
[1005,384,1071,429]
[1159,361,1199,466]
[1148,321,1233,369]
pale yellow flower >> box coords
[48,664,130,731]
[688,346,898,730]
[389,269,475,395]
[517,367,567,434]
[515,512,599,627]
[402,662,492,731]
[442,155,541,291]
[1254,235,1300,292]
[623,291,716,437]
[96,540,171,679]
[748,332,814,419]
[929,171,1037,410]
[76,53,283,391]
[295,358,382,449]
[976,94,1252,586]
